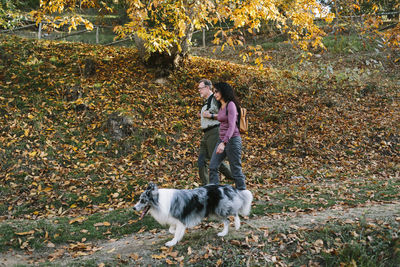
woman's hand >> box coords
[216,142,225,154]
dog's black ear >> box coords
[147,182,158,191]
[145,182,159,203]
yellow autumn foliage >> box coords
[29,0,337,67]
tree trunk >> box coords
[133,26,194,74]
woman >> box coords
[208,82,246,190]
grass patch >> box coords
[253,177,400,215]
[0,209,162,252]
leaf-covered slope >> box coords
[0,35,398,219]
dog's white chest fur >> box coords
[149,189,180,226]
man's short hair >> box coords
[199,79,212,89]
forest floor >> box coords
[1,201,399,266]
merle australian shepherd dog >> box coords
[133,183,253,247]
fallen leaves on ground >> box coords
[0,35,399,265]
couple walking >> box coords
[197,79,246,190]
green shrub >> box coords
[323,34,376,53]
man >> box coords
[197,79,233,185]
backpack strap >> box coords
[206,94,214,110]
[225,101,240,127]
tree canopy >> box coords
[30,0,334,68]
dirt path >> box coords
[1,202,399,266]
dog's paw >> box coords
[165,240,177,247]
[217,231,227,237]
[169,226,176,234]
[235,222,241,230]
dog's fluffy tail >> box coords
[238,190,253,216]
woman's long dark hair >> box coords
[214,82,241,125]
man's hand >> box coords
[203,110,211,118]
